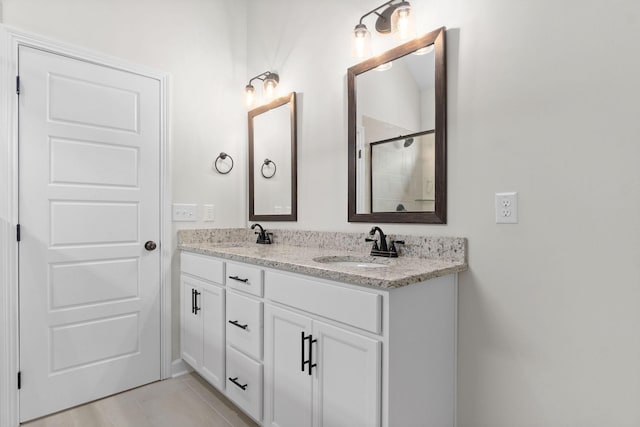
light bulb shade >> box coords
[352,24,372,60]
[375,62,393,72]
[263,74,279,100]
[391,1,415,41]
[245,84,256,106]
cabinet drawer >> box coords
[226,346,263,422]
[226,261,263,297]
[265,271,382,334]
[181,252,224,284]
[226,291,263,361]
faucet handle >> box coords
[390,240,405,254]
[365,237,379,251]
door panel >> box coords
[201,284,226,389]
[19,45,161,422]
[51,313,140,372]
[50,258,139,309]
[264,305,313,427]
[50,137,139,187]
[181,279,201,370]
[50,201,139,245]
[313,321,381,427]
[48,72,139,131]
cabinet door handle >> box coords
[228,376,247,390]
[301,331,306,372]
[194,290,201,314]
[308,333,317,376]
[228,275,249,283]
[228,320,248,330]
[191,289,195,314]
[301,332,317,375]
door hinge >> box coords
[17,371,21,389]
[16,224,21,242]
[16,76,20,95]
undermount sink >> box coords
[312,256,388,268]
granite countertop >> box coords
[179,233,467,289]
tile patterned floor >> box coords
[21,373,259,427]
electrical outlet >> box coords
[495,192,518,224]
[172,204,197,222]
[203,204,215,222]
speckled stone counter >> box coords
[178,228,467,289]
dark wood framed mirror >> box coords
[248,92,297,221]
[348,27,446,223]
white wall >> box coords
[247,0,640,425]
[3,0,640,424]
[0,0,248,360]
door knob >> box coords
[144,241,157,251]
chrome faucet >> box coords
[250,223,272,244]
[366,226,404,257]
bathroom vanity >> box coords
[179,229,467,427]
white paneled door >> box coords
[18,45,161,422]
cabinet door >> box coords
[201,284,225,389]
[313,321,381,427]
[264,305,313,427]
[181,277,202,369]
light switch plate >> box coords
[495,192,518,224]
[172,203,197,222]
[203,204,215,222]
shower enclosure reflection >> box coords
[369,130,435,213]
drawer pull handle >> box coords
[228,320,248,330]
[301,332,317,375]
[228,376,247,390]
[228,275,249,283]
[193,290,201,314]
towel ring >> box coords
[261,159,277,179]
[214,152,234,174]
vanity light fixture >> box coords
[375,62,393,71]
[352,0,416,60]
[413,45,434,56]
[244,71,279,107]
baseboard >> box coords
[170,359,193,378]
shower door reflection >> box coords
[369,130,435,213]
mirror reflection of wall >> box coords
[248,92,297,222]
[253,103,292,215]
[357,47,435,137]
[348,27,446,224]
[355,47,436,215]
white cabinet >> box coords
[264,305,313,427]
[312,320,381,427]
[226,346,263,421]
[180,251,457,427]
[181,277,201,370]
[181,275,226,389]
[223,264,265,424]
[226,290,263,361]
[264,305,381,427]
[180,252,226,390]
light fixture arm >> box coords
[358,0,397,25]
[248,71,275,86]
